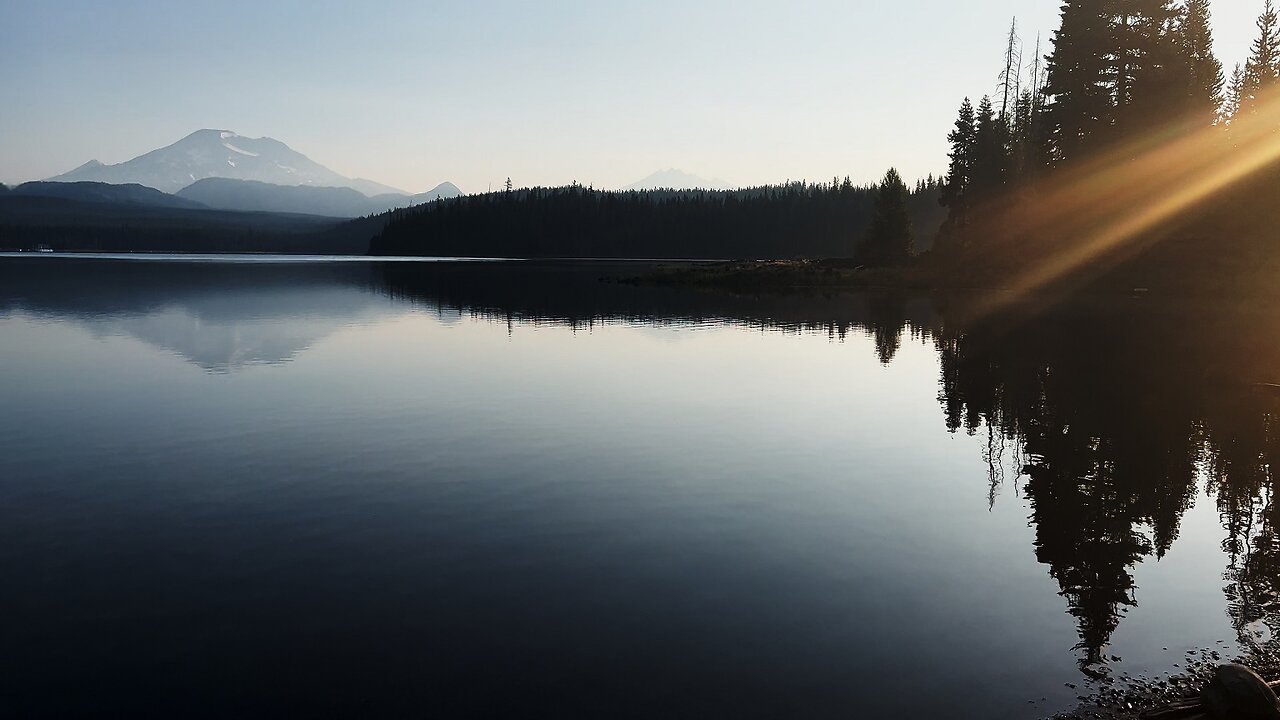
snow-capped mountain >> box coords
[47,129,409,196]
[623,169,734,191]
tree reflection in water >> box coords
[8,258,1280,680]
[936,298,1280,675]
[379,262,1280,678]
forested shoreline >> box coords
[9,0,1280,294]
[374,0,1280,300]
[926,0,1280,297]
[370,180,944,259]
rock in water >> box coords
[1201,664,1280,719]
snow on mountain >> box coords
[47,129,412,197]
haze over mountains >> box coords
[623,169,734,191]
[9,181,207,210]
[176,178,461,218]
[34,129,462,218]
[49,129,410,196]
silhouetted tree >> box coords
[1242,0,1280,118]
[940,98,976,229]
[1044,0,1116,163]
[1179,0,1226,125]
[1000,18,1023,120]
[1226,63,1246,124]
[859,168,913,266]
[970,96,1007,202]
[1113,0,1185,134]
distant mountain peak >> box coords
[47,130,410,196]
[623,169,734,191]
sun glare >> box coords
[980,93,1280,312]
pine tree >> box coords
[940,97,976,227]
[971,96,1008,202]
[1179,0,1225,124]
[1225,63,1245,124]
[1043,0,1116,163]
[1113,0,1186,136]
[860,168,913,266]
[1242,0,1280,117]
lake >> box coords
[0,255,1275,718]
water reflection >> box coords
[379,262,1280,678]
[935,298,1280,675]
[5,256,1280,694]
[377,260,938,363]
[0,260,391,372]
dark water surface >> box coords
[1,256,1275,718]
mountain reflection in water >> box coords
[3,256,1280,716]
[0,260,390,372]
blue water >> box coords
[0,257,1255,718]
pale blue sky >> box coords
[0,0,1256,193]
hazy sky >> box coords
[0,0,1257,193]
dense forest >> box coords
[0,196,377,254]
[933,0,1280,295]
[370,178,944,259]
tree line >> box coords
[942,1,1223,214]
[377,0,1280,283]
[370,179,941,260]
[936,0,1280,292]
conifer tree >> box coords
[1242,0,1280,117]
[1010,89,1035,182]
[1112,0,1187,136]
[941,97,976,227]
[1043,0,1116,163]
[860,168,913,266]
[971,96,1007,201]
[1225,63,1245,124]
[1178,0,1225,124]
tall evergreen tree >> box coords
[1043,0,1117,163]
[1179,0,1225,124]
[971,96,1008,202]
[1242,0,1280,117]
[941,97,977,227]
[1225,63,1246,124]
[1113,0,1187,136]
[860,168,913,266]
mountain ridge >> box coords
[46,129,446,199]
[623,169,734,191]
[177,178,462,218]
[11,181,210,210]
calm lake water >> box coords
[1,256,1276,718]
